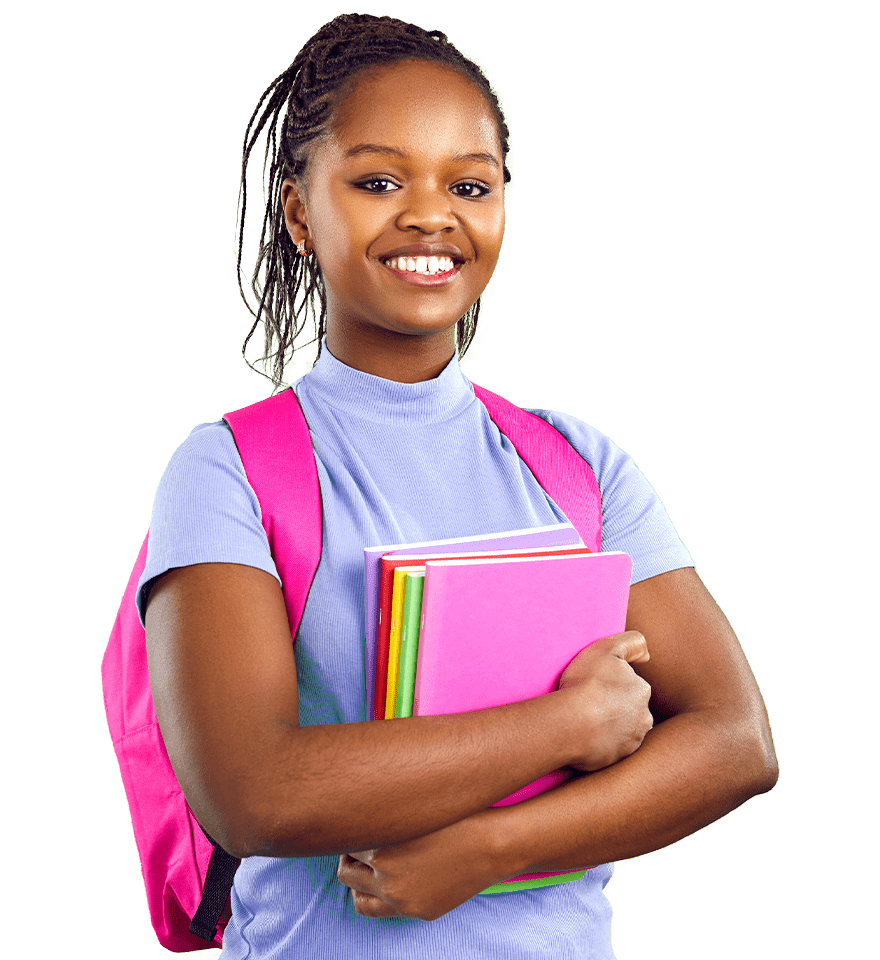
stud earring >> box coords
[297,240,311,257]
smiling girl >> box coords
[140,13,777,959]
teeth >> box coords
[384,255,455,275]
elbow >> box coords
[751,732,779,795]
[188,796,267,861]
[734,713,779,799]
[209,817,268,862]
[181,757,336,860]
[207,793,332,860]
[205,814,301,861]
[183,784,290,861]
[226,822,325,861]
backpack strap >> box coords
[171,390,323,944]
[472,384,602,552]
[188,838,241,942]
[223,388,324,642]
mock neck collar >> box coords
[297,342,475,424]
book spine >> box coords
[385,570,409,719]
[373,566,394,720]
[395,573,424,719]
[412,565,446,718]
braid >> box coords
[238,14,511,389]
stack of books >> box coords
[363,524,633,895]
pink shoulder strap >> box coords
[223,388,323,640]
[472,383,602,552]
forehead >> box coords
[328,59,501,158]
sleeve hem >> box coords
[136,551,283,625]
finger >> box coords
[336,854,377,892]
[345,849,376,865]
[338,856,403,919]
[351,889,401,919]
[599,629,650,664]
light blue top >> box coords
[138,345,692,959]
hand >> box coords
[337,811,504,921]
[557,630,653,772]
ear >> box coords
[281,177,310,250]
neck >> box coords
[325,322,458,384]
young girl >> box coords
[140,13,777,958]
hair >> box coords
[237,13,512,389]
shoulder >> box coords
[157,420,260,517]
[524,406,694,584]
[168,420,241,469]
[137,420,280,622]
[522,406,636,492]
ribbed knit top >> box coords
[138,345,692,959]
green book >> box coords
[394,571,425,719]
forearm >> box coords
[201,691,581,860]
[488,705,778,877]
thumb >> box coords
[599,629,650,665]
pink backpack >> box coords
[102,385,602,951]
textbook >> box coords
[404,549,633,893]
[380,544,597,719]
[413,551,633,786]
[375,542,597,720]
[415,548,631,687]
[364,523,583,718]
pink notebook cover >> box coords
[413,551,633,806]
[375,543,595,720]
[363,523,582,718]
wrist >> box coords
[476,805,537,882]
[544,685,595,769]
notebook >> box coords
[408,550,633,894]
[376,544,598,719]
[413,551,633,804]
[364,523,583,719]
[393,570,425,720]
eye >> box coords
[355,178,399,193]
[451,181,490,199]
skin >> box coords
[145,58,777,924]
[281,60,505,383]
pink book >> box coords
[413,551,633,892]
[363,523,581,718]
[374,543,595,720]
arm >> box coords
[501,566,777,868]
[145,561,653,860]
[338,566,777,919]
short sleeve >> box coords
[525,408,694,585]
[136,420,281,624]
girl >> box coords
[141,13,777,958]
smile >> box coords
[382,255,456,275]
[380,255,461,286]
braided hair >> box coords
[238,13,512,388]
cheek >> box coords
[476,206,505,268]
[312,194,381,267]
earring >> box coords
[297,240,311,257]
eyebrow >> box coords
[344,143,500,168]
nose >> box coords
[396,182,457,234]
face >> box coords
[282,59,505,379]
